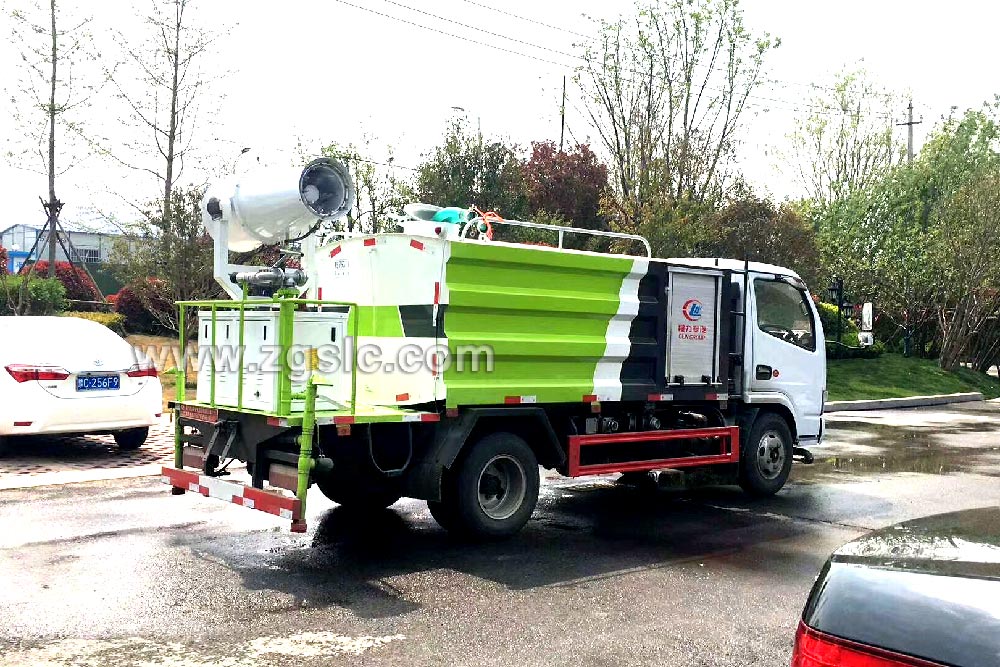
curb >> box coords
[824,392,984,413]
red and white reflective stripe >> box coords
[363,237,377,247]
[705,393,729,401]
[647,393,674,402]
[433,281,441,305]
[329,245,342,257]
[582,394,598,403]
[161,467,301,522]
[13,421,32,427]
[395,392,410,402]
[410,239,425,251]
[430,352,440,377]
[333,416,356,425]
[266,417,289,427]
[401,413,441,422]
[504,395,537,404]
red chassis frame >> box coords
[566,426,740,477]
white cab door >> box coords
[748,276,825,438]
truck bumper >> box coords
[161,466,306,532]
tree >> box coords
[707,194,822,288]
[577,0,777,229]
[99,0,216,233]
[786,69,901,207]
[413,119,529,219]
[523,141,608,230]
[8,0,98,293]
[319,139,408,235]
[815,105,1000,362]
[931,169,1000,369]
[109,186,220,336]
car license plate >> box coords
[76,374,121,391]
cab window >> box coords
[754,278,816,351]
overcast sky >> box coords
[1,0,995,235]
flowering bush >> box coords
[21,261,99,301]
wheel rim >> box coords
[477,455,527,521]
[756,430,787,480]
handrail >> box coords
[174,297,360,419]
[463,215,652,258]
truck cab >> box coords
[676,259,827,446]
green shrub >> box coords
[826,340,885,359]
[817,302,859,342]
[0,276,67,314]
[63,311,126,335]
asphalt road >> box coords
[3,402,1000,666]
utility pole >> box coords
[559,75,566,152]
[896,100,923,163]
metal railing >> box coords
[173,296,360,417]
[463,216,652,257]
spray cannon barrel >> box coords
[230,267,308,290]
[203,157,356,253]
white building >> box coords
[1,224,133,272]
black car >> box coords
[792,507,1000,667]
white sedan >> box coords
[0,316,162,455]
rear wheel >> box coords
[114,427,148,451]
[739,413,793,496]
[439,432,539,539]
[314,469,401,510]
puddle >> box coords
[796,418,1000,481]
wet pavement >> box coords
[2,402,1000,666]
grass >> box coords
[827,353,1000,402]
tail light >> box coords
[792,622,943,667]
[127,362,159,378]
[5,364,71,383]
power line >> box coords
[457,0,593,41]
[384,0,577,60]
[457,0,846,95]
[330,0,575,69]
[335,0,892,122]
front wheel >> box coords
[739,413,793,497]
[114,427,148,451]
[440,432,540,539]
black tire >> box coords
[739,412,793,497]
[447,432,540,539]
[0,436,8,458]
[114,427,148,451]
[314,470,402,510]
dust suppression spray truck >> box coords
[161,155,826,537]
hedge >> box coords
[63,311,126,335]
[113,284,164,334]
[21,261,100,302]
[0,276,67,315]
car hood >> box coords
[832,506,1000,579]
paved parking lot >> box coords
[2,402,1000,666]
[0,419,174,489]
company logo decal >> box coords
[681,299,703,321]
